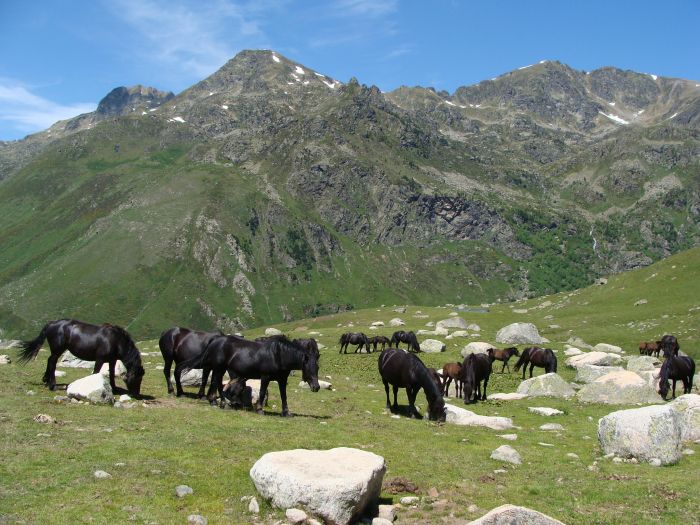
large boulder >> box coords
[461,342,493,358]
[468,504,565,525]
[388,318,405,327]
[567,336,592,349]
[178,369,203,386]
[444,404,515,430]
[264,327,283,336]
[637,370,661,391]
[495,323,544,345]
[516,373,575,399]
[436,317,469,330]
[566,352,622,369]
[574,365,625,384]
[564,347,583,357]
[593,343,623,354]
[598,404,683,464]
[99,360,127,378]
[250,447,386,525]
[420,339,446,353]
[577,371,663,405]
[669,394,700,442]
[626,356,661,373]
[66,374,114,404]
[58,351,94,369]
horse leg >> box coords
[108,361,117,391]
[457,379,462,398]
[207,370,222,405]
[529,363,535,378]
[501,360,508,373]
[482,378,489,401]
[278,376,290,417]
[46,353,60,391]
[163,357,174,395]
[92,360,103,375]
[256,378,270,414]
[392,385,400,413]
[672,379,677,399]
[383,380,391,411]
[197,367,211,398]
[406,387,419,418]
[174,364,185,397]
[444,377,452,396]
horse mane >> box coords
[109,324,142,370]
[410,354,443,406]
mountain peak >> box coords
[96,85,174,117]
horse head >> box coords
[658,377,671,400]
[428,396,446,422]
[461,355,476,403]
[301,352,320,392]
[125,364,145,397]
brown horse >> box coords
[639,341,662,357]
[487,347,520,373]
[441,362,463,397]
[513,346,557,380]
[369,335,391,352]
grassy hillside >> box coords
[1,249,699,524]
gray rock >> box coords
[497,434,517,441]
[420,339,446,353]
[489,393,527,401]
[574,365,625,384]
[495,323,544,345]
[393,307,406,313]
[377,504,396,522]
[516,374,575,399]
[264,327,283,336]
[400,496,419,505]
[467,324,481,332]
[598,404,683,465]
[564,348,583,357]
[33,414,56,424]
[250,447,386,525]
[490,445,521,465]
[93,470,111,479]
[187,515,207,525]
[468,504,565,524]
[668,394,700,442]
[175,485,194,498]
[626,356,661,373]
[286,508,308,524]
[58,351,93,368]
[528,407,564,416]
[593,343,623,354]
[388,318,405,327]
[461,342,493,358]
[566,336,592,349]
[445,404,515,430]
[373,518,393,525]
[0,354,11,364]
[540,423,564,431]
[299,380,332,390]
[566,352,622,369]
[66,374,114,404]
[99,360,127,378]
[248,497,260,513]
[577,371,663,405]
[436,317,469,330]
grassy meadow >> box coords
[2,248,700,524]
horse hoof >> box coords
[49,384,57,391]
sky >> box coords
[1,0,699,140]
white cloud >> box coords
[110,0,270,78]
[0,81,96,139]
[332,0,398,17]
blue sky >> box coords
[1,0,698,140]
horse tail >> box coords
[550,351,558,373]
[18,324,49,364]
[513,347,529,372]
[178,340,210,376]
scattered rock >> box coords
[634,299,648,306]
[66,373,114,404]
[248,497,260,513]
[467,324,481,332]
[33,414,56,424]
[468,504,479,513]
[373,518,393,525]
[286,508,308,524]
[187,515,207,525]
[593,343,623,354]
[99,360,127,378]
[420,339,446,353]
[497,434,518,441]
[489,393,528,401]
[516,374,575,399]
[436,317,469,330]
[574,365,625,384]
[388,318,405,327]
[427,487,439,498]
[566,352,622,368]
[54,370,66,377]
[566,453,579,459]
[94,470,111,479]
[371,321,385,327]
[0,354,11,364]
[540,423,564,431]
[393,307,406,313]
[566,336,592,349]
[538,442,554,447]
[57,351,93,368]
[250,447,386,525]
[175,485,194,498]
[400,496,419,505]
[598,404,683,465]
[461,342,493,358]
[682,448,695,455]
[377,504,396,522]
[563,348,583,357]
[299,380,332,390]
[490,445,521,465]
[118,394,132,402]
[468,504,565,524]
[383,477,418,494]
[528,407,564,416]
[495,323,544,345]
[264,327,283,336]
[445,404,515,430]
[577,370,663,405]
[626,356,661,373]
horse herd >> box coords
[16,319,696,421]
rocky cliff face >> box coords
[0,50,698,335]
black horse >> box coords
[513,346,557,380]
[659,334,680,358]
[178,334,320,416]
[378,348,446,421]
[368,335,391,352]
[339,332,370,354]
[658,354,695,400]
[18,319,145,396]
[390,330,421,353]
[293,338,320,358]
[461,353,492,403]
[159,326,222,397]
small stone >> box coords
[493,469,507,474]
[377,504,395,522]
[628,458,638,464]
[115,462,126,467]
[528,407,564,416]
[391,415,400,419]
[36,433,52,437]
[427,487,439,498]
[26,390,36,396]
[248,497,259,513]
[497,434,518,441]
[119,394,132,402]
[468,504,479,513]
[566,453,579,459]
[285,508,307,524]
[187,515,207,525]
[649,458,662,467]
[33,414,56,424]
[490,445,522,465]
[308,520,323,525]
[94,470,111,479]
[682,448,695,455]
[587,464,598,472]
[400,496,419,505]
[538,442,554,447]
[603,453,615,459]
[540,423,564,431]
[373,518,393,525]
[612,457,623,463]
[175,485,193,498]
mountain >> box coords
[0,50,698,338]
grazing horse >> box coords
[659,335,680,358]
[293,338,320,358]
[159,327,222,397]
[390,331,421,353]
[461,353,492,403]
[18,319,145,396]
[368,335,391,352]
[487,347,520,373]
[178,335,320,416]
[427,367,444,392]
[378,348,446,421]
[639,341,662,357]
[658,355,695,400]
[513,346,557,380]
[441,362,463,398]
[339,332,370,354]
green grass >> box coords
[2,249,700,524]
